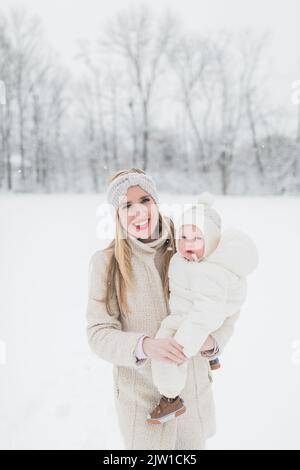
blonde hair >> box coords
[102,168,176,316]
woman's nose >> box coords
[130,203,148,219]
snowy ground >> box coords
[0,193,300,450]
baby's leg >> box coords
[152,315,188,398]
[151,357,188,399]
[174,311,225,358]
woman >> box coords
[86,168,240,450]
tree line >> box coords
[0,4,299,195]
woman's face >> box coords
[118,185,159,240]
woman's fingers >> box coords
[169,339,187,358]
[168,344,187,361]
[170,338,185,352]
[165,351,185,364]
[153,338,188,364]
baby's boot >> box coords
[146,395,186,424]
[209,357,221,370]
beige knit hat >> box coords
[175,192,222,257]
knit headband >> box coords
[106,172,159,209]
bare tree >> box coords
[239,31,271,177]
[212,33,246,194]
[76,39,112,190]
[110,75,119,169]
[167,33,212,172]
[101,4,179,170]
[0,15,13,190]
[0,8,69,192]
[42,63,70,191]
[8,8,46,181]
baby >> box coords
[147,193,258,424]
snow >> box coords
[0,193,300,450]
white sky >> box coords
[1,0,300,132]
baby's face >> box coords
[178,224,205,262]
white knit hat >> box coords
[106,171,159,209]
[175,192,222,257]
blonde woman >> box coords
[86,168,240,450]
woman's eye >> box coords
[142,198,150,203]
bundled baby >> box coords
[147,193,258,424]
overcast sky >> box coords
[1,0,300,133]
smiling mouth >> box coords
[134,219,150,231]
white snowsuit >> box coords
[151,229,258,398]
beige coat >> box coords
[86,227,240,450]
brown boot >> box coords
[209,358,221,370]
[146,395,186,424]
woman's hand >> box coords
[142,337,188,365]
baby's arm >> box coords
[208,310,240,360]
[198,274,247,360]
[206,277,247,359]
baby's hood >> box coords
[206,228,259,277]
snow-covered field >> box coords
[0,194,300,450]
